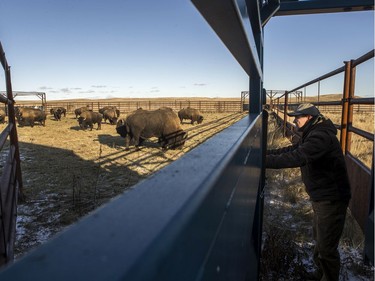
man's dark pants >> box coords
[312,200,349,281]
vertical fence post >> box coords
[0,43,23,266]
[5,66,23,200]
[340,60,356,154]
[317,80,320,106]
[346,61,356,153]
[283,92,288,137]
[340,61,350,153]
[276,98,279,116]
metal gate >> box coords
[0,42,23,266]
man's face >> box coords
[293,115,312,129]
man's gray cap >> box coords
[287,103,320,116]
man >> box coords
[266,103,351,281]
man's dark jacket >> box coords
[266,115,351,202]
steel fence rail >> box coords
[349,125,374,142]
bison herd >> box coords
[5,105,204,151]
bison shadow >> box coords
[97,134,162,150]
[97,134,124,148]
[17,123,44,128]
[49,117,63,122]
[69,126,82,131]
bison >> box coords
[99,106,120,117]
[102,109,119,125]
[16,107,46,127]
[50,108,64,121]
[74,106,91,118]
[116,108,188,150]
[178,107,204,125]
[50,107,67,118]
[78,111,102,130]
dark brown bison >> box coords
[53,109,62,121]
[74,106,91,118]
[99,106,120,117]
[50,108,64,121]
[78,111,102,130]
[178,107,204,125]
[50,107,67,118]
[16,107,46,127]
[116,108,188,150]
[102,109,119,125]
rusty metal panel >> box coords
[346,154,371,231]
[364,165,374,264]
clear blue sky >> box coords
[0,1,373,101]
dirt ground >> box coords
[0,111,247,259]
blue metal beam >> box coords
[261,0,280,26]
[191,0,263,79]
[275,0,374,16]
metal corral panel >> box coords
[0,114,264,280]
[346,155,372,231]
[346,154,374,264]
[364,167,374,264]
